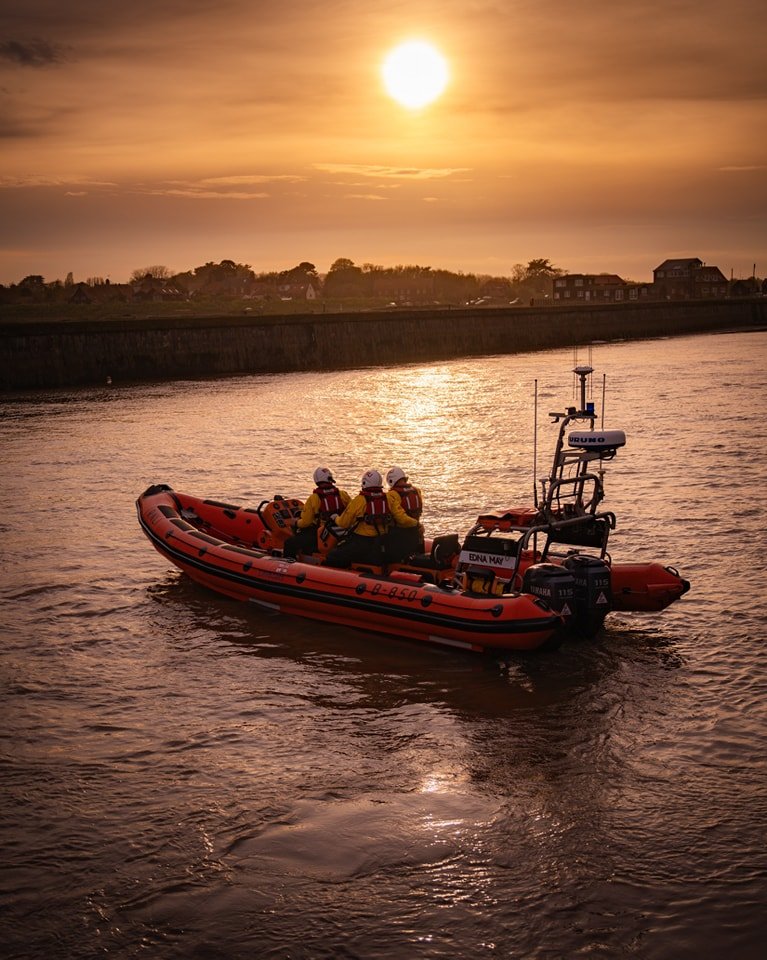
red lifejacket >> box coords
[397,484,423,519]
[314,484,345,520]
[362,488,391,527]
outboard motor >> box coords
[563,554,612,637]
[522,563,577,629]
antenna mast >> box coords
[533,379,539,507]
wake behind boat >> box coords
[136,364,689,654]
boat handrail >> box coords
[545,471,603,492]
[517,511,616,551]
[543,472,604,516]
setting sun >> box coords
[381,40,449,109]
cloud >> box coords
[141,175,309,199]
[198,175,307,186]
[0,175,115,188]
[152,188,270,200]
[315,163,470,180]
[0,39,69,67]
[0,172,305,201]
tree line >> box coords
[2,258,565,305]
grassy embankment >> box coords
[0,297,423,325]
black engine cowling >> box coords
[523,556,612,639]
[563,554,612,638]
[522,563,577,628]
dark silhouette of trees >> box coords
[16,276,43,302]
[324,258,366,298]
[276,262,320,287]
[431,269,480,303]
[1,255,581,310]
[129,265,173,283]
[510,258,564,300]
[190,260,255,296]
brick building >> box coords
[552,273,650,303]
[652,258,728,300]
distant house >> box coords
[478,278,514,301]
[370,273,437,304]
[729,277,761,298]
[244,279,279,301]
[131,275,186,302]
[275,280,319,301]
[552,273,649,303]
[652,258,728,300]
[69,283,97,304]
[68,281,129,305]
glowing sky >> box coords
[1,0,765,284]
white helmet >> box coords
[386,466,407,487]
[313,466,334,485]
[361,469,383,490]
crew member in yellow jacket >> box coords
[385,465,425,562]
[283,467,351,558]
[326,468,418,568]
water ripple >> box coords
[1,332,766,959]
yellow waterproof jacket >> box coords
[389,483,424,520]
[334,490,418,537]
[296,488,351,529]
[387,490,420,529]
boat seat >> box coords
[405,534,461,570]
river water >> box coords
[1,331,766,959]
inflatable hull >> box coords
[610,563,690,612]
[462,554,690,614]
[136,486,562,654]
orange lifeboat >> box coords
[136,485,563,654]
[136,364,692,653]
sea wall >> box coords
[1,298,764,390]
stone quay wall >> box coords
[1,298,764,390]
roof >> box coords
[654,258,703,271]
[559,273,626,284]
